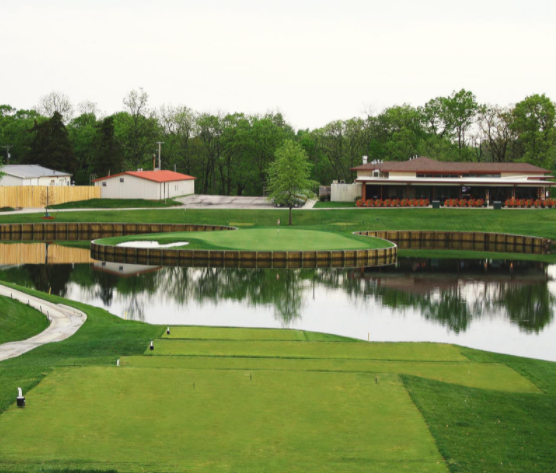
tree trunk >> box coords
[289,206,293,226]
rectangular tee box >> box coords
[0,367,448,473]
[147,340,468,361]
[163,326,307,341]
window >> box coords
[120,178,125,183]
[102,182,107,187]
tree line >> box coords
[0,88,555,193]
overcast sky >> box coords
[2,0,555,129]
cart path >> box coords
[0,284,86,362]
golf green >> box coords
[0,367,447,472]
[97,228,393,251]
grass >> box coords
[2,207,556,241]
[0,368,447,473]
[314,201,356,208]
[122,356,540,393]
[97,228,393,251]
[0,286,555,472]
[147,339,468,361]
[49,198,182,209]
[0,295,49,344]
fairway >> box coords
[98,228,393,251]
[147,339,468,361]
[0,367,447,473]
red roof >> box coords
[351,156,551,175]
[93,170,196,183]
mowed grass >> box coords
[0,367,447,473]
[2,207,556,241]
[122,356,540,393]
[50,198,182,209]
[98,228,393,251]
[147,339,468,361]
[0,287,555,473]
[0,295,49,344]
[162,326,355,341]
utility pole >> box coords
[1,145,13,165]
[156,142,164,170]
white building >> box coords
[0,165,71,186]
[94,170,195,200]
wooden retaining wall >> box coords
[90,242,398,265]
[0,222,237,241]
[354,230,551,255]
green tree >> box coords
[267,139,318,225]
[511,94,556,168]
[67,112,99,184]
[91,116,123,178]
[0,106,44,164]
[26,111,78,174]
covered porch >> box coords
[361,183,547,205]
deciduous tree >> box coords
[267,139,318,225]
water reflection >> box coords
[1,245,555,360]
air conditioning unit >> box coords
[339,180,345,184]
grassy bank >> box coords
[0,284,555,471]
[2,208,556,240]
[98,228,393,251]
[0,295,49,344]
[50,198,182,209]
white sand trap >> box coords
[117,241,189,249]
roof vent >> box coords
[362,155,368,165]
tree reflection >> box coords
[0,258,553,333]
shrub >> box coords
[356,199,365,207]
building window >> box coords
[120,178,125,183]
[102,182,107,187]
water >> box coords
[0,243,555,361]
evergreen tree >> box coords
[91,116,123,177]
[27,112,77,174]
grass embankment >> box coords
[97,228,393,251]
[0,294,555,472]
[50,198,182,209]
[2,207,556,240]
[0,295,49,344]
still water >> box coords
[0,243,555,361]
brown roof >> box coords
[351,157,551,175]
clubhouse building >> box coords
[343,156,555,204]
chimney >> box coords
[362,155,368,165]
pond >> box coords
[0,242,555,361]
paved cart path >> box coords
[0,284,86,362]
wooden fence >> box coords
[0,243,94,265]
[0,186,100,208]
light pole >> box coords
[156,142,164,170]
[1,145,13,165]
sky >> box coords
[1,0,555,129]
